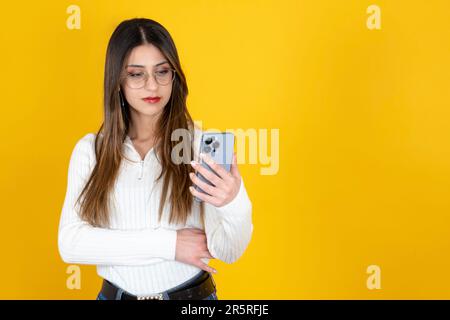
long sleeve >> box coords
[57,134,177,266]
[203,177,254,264]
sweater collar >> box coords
[123,135,156,163]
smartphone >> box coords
[194,132,235,202]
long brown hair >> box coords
[76,18,203,228]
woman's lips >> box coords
[142,97,161,103]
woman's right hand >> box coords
[175,228,218,274]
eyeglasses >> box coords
[123,67,176,89]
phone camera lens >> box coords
[203,146,211,153]
[205,137,213,145]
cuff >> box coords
[149,227,178,260]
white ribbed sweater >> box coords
[58,128,253,295]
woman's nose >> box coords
[144,74,159,90]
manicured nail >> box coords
[190,160,197,167]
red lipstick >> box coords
[142,96,161,103]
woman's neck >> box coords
[128,112,160,142]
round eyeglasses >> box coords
[123,67,176,89]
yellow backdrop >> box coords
[1,0,449,299]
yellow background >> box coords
[1,0,449,299]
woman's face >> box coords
[121,43,173,118]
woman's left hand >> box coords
[189,152,241,207]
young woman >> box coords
[58,18,253,300]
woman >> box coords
[58,18,253,300]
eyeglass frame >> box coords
[121,67,177,89]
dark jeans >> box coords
[96,271,218,300]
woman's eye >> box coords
[129,73,144,77]
[156,70,169,75]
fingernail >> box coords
[190,160,197,167]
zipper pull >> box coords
[138,160,144,180]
